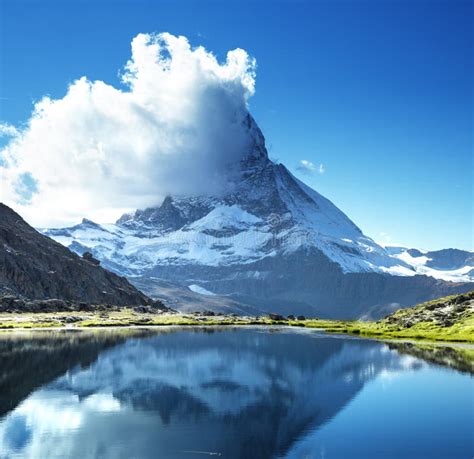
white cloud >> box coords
[0,123,19,137]
[297,159,325,176]
[377,232,409,249]
[0,32,257,227]
[379,232,392,243]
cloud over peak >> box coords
[297,159,325,175]
[0,33,257,226]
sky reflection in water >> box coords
[0,328,472,459]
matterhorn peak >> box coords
[42,113,472,319]
[243,112,268,161]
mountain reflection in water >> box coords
[0,328,472,459]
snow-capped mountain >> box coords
[383,246,474,282]
[42,114,473,318]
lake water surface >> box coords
[0,327,472,458]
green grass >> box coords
[301,318,474,343]
[1,294,473,345]
[1,313,472,343]
[0,310,275,330]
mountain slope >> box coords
[130,276,264,315]
[42,115,473,318]
[0,203,156,307]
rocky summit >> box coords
[0,203,165,311]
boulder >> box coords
[82,251,101,265]
[269,313,285,321]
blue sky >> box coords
[0,0,472,250]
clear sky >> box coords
[0,0,472,250]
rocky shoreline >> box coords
[0,291,472,345]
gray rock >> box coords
[82,251,100,265]
[269,313,285,321]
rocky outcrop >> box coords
[384,290,474,328]
[0,203,166,309]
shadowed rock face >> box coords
[0,203,154,307]
[142,248,473,319]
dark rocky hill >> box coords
[0,203,162,310]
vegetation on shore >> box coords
[298,291,474,343]
[1,291,473,346]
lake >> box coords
[0,327,472,458]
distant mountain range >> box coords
[41,114,473,319]
[383,246,473,282]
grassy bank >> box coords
[299,318,474,343]
[1,292,473,345]
[0,309,275,330]
[301,292,474,343]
